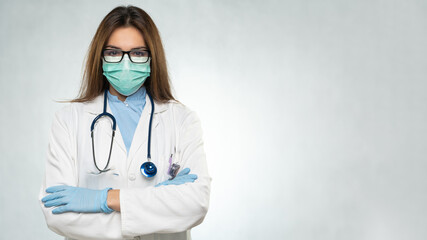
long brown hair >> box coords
[72,5,175,103]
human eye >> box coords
[131,50,149,57]
[104,49,122,56]
[129,50,150,63]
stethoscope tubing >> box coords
[90,88,155,174]
[147,89,154,160]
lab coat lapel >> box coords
[105,100,127,154]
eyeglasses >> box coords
[102,48,151,63]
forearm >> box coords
[39,185,124,239]
[107,189,121,212]
[120,176,211,236]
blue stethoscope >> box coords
[90,89,157,178]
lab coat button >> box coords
[129,174,136,181]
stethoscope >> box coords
[90,89,157,178]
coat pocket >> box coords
[82,169,122,190]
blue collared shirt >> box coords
[107,86,146,154]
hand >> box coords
[42,185,114,214]
[155,168,198,187]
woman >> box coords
[38,5,211,240]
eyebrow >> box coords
[105,45,148,50]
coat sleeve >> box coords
[38,105,126,240]
[119,106,212,237]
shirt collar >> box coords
[83,88,170,115]
[107,86,146,104]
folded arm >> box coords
[39,107,125,239]
[119,109,212,236]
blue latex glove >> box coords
[42,185,114,214]
[155,168,198,187]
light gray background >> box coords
[1,0,426,239]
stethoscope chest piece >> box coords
[140,161,157,178]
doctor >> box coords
[38,5,211,240]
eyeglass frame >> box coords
[101,48,151,64]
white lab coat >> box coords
[38,92,211,240]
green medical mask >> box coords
[102,55,151,96]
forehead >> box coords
[106,26,146,50]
